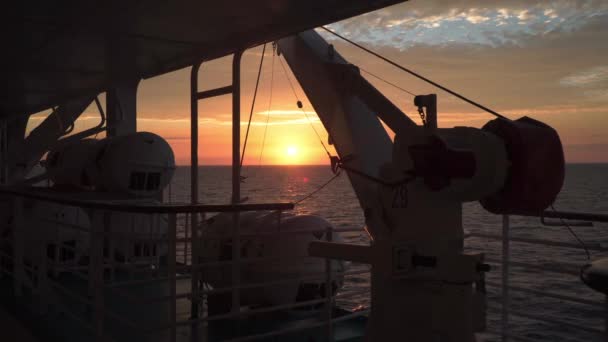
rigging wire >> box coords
[241,43,266,167]
[321,26,509,121]
[295,170,342,204]
[277,53,416,203]
[550,204,591,260]
[257,46,275,168]
[93,96,105,139]
[359,67,417,97]
[276,55,346,204]
[277,55,332,159]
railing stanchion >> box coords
[502,214,510,342]
[190,60,202,342]
[185,213,190,265]
[108,216,116,282]
[38,218,49,314]
[231,50,244,337]
[190,211,201,341]
[53,219,60,277]
[168,213,177,342]
[325,226,334,341]
[0,120,7,185]
[605,296,608,342]
[13,196,24,297]
[90,210,106,342]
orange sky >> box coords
[134,51,340,165]
[136,42,608,165]
[27,2,608,165]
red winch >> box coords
[480,116,565,215]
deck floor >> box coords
[0,306,39,342]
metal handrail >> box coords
[147,297,330,333]
[484,257,582,276]
[487,303,604,336]
[483,330,541,342]
[485,280,604,309]
[531,210,608,223]
[475,212,608,342]
[467,232,608,252]
[30,220,363,241]
[222,310,369,342]
[4,191,607,341]
[0,187,293,213]
[105,268,371,305]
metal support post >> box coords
[502,215,510,341]
[605,296,608,342]
[184,213,190,265]
[231,50,243,316]
[12,197,24,297]
[90,210,106,342]
[0,120,6,185]
[190,61,202,341]
[190,50,241,338]
[105,18,139,138]
[325,226,334,341]
[168,213,177,342]
[106,83,138,137]
[37,219,49,314]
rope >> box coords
[550,204,591,260]
[321,26,509,121]
[277,33,424,204]
[335,161,415,187]
[257,47,275,167]
[295,157,415,206]
[241,43,266,167]
[277,55,332,159]
[295,171,342,204]
[359,67,417,97]
[93,96,105,139]
[278,52,418,200]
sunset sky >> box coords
[30,1,608,165]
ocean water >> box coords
[165,164,608,341]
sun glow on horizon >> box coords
[286,146,298,156]
[283,145,302,164]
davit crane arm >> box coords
[277,30,565,341]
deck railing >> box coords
[0,188,368,342]
[467,214,608,342]
[0,188,606,341]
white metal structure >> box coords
[278,30,509,341]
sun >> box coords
[286,146,298,157]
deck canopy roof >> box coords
[0,0,406,119]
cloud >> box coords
[318,9,608,161]
[559,65,608,102]
[560,66,608,87]
[256,110,317,116]
[583,89,608,102]
[138,111,321,127]
[466,14,491,24]
[325,1,608,48]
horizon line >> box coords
[175,162,608,167]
